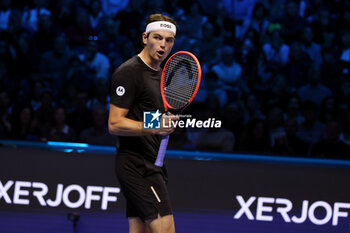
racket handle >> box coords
[154,135,169,167]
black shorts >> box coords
[115,154,172,222]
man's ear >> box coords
[142,32,148,46]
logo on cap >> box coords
[160,23,171,29]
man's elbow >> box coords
[108,121,120,135]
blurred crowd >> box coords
[0,0,350,159]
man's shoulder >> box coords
[116,56,142,71]
[113,56,141,76]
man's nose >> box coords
[160,39,166,48]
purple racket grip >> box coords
[154,135,170,167]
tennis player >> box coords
[108,14,178,233]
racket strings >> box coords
[163,54,199,109]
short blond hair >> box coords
[145,14,176,28]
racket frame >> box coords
[160,51,202,112]
[155,51,202,167]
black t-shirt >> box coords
[110,55,165,163]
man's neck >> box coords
[138,49,161,70]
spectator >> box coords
[311,120,350,160]
[0,91,12,137]
[0,0,12,31]
[238,118,271,154]
[338,8,350,32]
[249,52,274,98]
[243,93,266,124]
[239,27,260,78]
[222,101,245,150]
[4,10,27,80]
[264,74,290,112]
[30,80,45,111]
[278,0,307,44]
[115,0,145,38]
[283,94,304,125]
[320,49,342,92]
[195,126,235,152]
[0,62,12,93]
[39,33,72,97]
[297,66,332,107]
[222,0,257,39]
[272,118,309,156]
[9,31,39,80]
[0,39,15,92]
[184,102,207,146]
[66,55,93,94]
[80,105,115,145]
[79,36,110,82]
[65,7,96,50]
[52,0,75,31]
[311,8,335,44]
[11,105,41,140]
[340,110,350,146]
[44,106,76,142]
[302,0,325,23]
[249,2,270,39]
[318,96,338,125]
[120,40,136,62]
[266,106,285,146]
[262,29,290,67]
[89,79,110,110]
[17,79,31,106]
[144,0,166,16]
[101,0,129,16]
[22,0,51,32]
[320,28,337,53]
[180,1,207,39]
[68,91,93,135]
[212,45,246,101]
[209,1,235,45]
[88,0,105,32]
[32,13,56,53]
[339,30,350,77]
[300,26,322,67]
[284,41,311,90]
[336,78,350,111]
[34,88,55,131]
[267,0,285,22]
[198,21,222,67]
[98,17,126,57]
[195,96,235,152]
[7,9,25,37]
[195,71,227,109]
[296,101,326,145]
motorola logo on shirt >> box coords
[116,86,125,96]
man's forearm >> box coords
[108,117,155,136]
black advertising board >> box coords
[0,147,349,233]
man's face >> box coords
[143,30,175,63]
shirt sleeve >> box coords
[110,66,139,109]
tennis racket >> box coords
[154,51,202,167]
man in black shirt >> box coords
[108,14,178,233]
